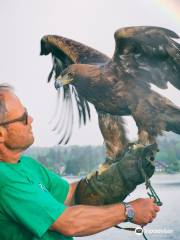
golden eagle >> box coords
[40,26,180,165]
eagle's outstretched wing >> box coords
[113,26,180,89]
[40,35,110,144]
[40,35,109,65]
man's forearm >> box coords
[51,203,126,236]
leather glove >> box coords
[75,143,157,205]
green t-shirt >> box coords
[0,155,72,240]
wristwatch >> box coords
[122,202,135,222]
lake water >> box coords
[65,173,180,240]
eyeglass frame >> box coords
[0,109,28,126]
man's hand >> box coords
[129,198,160,226]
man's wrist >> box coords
[120,203,127,222]
[122,202,135,222]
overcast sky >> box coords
[0,0,179,146]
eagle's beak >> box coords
[54,79,63,89]
[55,75,73,89]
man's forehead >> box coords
[1,90,24,114]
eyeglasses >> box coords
[0,109,28,126]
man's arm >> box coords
[64,181,79,206]
[50,198,160,237]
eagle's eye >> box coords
[68,72,73,79]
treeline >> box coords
[156,133,180,173]
[24,145,105,175]
[24,133,180,175]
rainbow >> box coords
[153,0,180,24]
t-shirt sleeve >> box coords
[0,183,67,238]
[31,158,70,203]
[44,169,70,203]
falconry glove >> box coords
[75,143,157,205]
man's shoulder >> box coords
[20,155,43,167]
[20,155,50,179]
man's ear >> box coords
[0,127,7,143]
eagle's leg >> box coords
[75,143,157,205]
[98,113,128,172]
[132,109,157,145]
[138,129,156,145]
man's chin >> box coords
[20,140,34,151]
[19,137,34,151]
[26,137,34,148]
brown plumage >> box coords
[40,26,180,163]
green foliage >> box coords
[157,133,180,173]
[24,145,105,175]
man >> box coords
[0,84,160,240]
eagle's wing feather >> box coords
[40,35,110,144]
[40,35,109,64]
[113,26,180,89]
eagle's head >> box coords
[54,64,101,91]
[54,66,76,89]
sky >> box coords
[0,0,179,146]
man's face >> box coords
[0,91,34,151]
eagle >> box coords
[40,26,180,166]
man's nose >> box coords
[28,115,33,124]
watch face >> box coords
[127,208,135,219]
[123,202,135,222]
